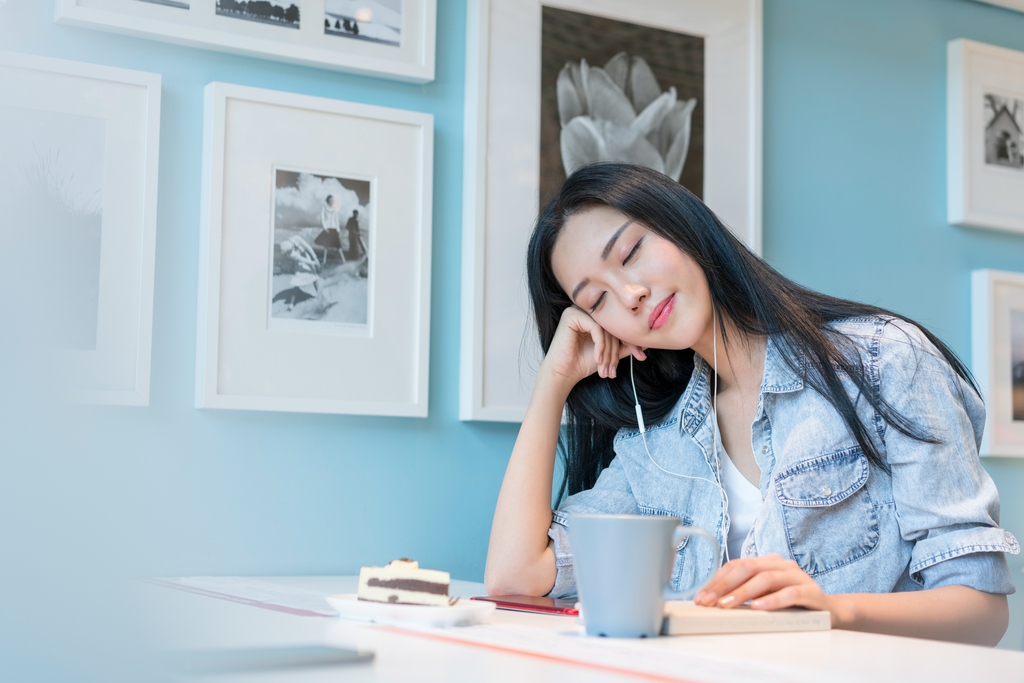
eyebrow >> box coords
[570,220,633,303]
[601,220,633,260]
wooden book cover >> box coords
[662,601,831,635]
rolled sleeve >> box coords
[917,550,1017,594]
[545,456,639,598]
[878,322,1019,594]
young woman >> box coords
[485,163,1018,645]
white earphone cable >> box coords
[630,317,719,484]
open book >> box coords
[662,601,831,635]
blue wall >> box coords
[3,0,1024,656]
[762,0,1024,649]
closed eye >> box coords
[589,292,606,313]
[623,237,643,265]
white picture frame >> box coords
[973,1,1024,13]
[948,39,1024,234]
[972,269,1024,458]
[196,82,433,416]
[0,51,160,406]
[54,0,436,83]
[460,0,762,422]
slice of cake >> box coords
[357,559,451,606]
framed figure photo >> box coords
[948,39,1024,234]
[460,0,762,422]
[196,83,433,417]
[972,269,1024,457]
[54,0,436,83]
[268,167,373,337]
[0,51,160,406]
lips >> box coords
[648,294,675,330]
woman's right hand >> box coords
[542,307,646,385]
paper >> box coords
[148,577,336,617]
[386,623,863,683]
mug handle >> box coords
[663,525,721,600]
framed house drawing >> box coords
[0,51,161,406]
[196,82,433,416]
[55,0,436,83]
[460,0,762,422]
[948,39,1024,234]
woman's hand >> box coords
[542,307,645,385]
[694,554,835,614]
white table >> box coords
[136,576,1024,682]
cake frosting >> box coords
[357,559,451,606]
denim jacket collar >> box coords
[677,334,804,434]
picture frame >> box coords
[974,0,1024,13]
[196,82,433,416]
[460,0,762,422]
[54,0,436,83]
[948,39,1024,234]
[972,269,1024,457]
[0,50,161,406]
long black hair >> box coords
[526,163,978,502]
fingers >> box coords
[749,585,807,610]
[715,569,801,608]
[620,343,647,362]
[692,555,827,612]
[587,323,622,379]
[694,555,798,606]
[561,307,643,379]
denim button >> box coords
[821,486,832,497]
[761,445,769,454]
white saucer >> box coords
[326,594,496,628]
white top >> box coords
[719,444,762,561]
[321,205,342,230]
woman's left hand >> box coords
[693,554,835,613]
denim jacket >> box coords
[547,316,1019,598]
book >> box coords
[662,601,831,635]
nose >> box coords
[623,283,649,313]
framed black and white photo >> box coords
[54,0,434,83]
[972,269,1024,457]
[0,51,160,406]
[460,0,762,421]
[196,82,433,416]
[948,39,1024,234]
[269,167,373,335]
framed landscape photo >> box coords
[460,0,762,422]
[54,0,436,83]
[0,51,160,406]
[196,82,433,416]
[948,39,1024,234]
[972,269,1024,457]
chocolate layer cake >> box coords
[357,559,451,606]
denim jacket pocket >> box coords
[638,505,694,590]
[775,446,880,577]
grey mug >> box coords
[568,514,721,638]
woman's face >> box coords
[550,205,713,350]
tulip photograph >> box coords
[540,7,704,205]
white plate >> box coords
[326,594,496,628]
